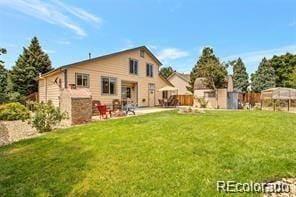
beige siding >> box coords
[38,72,64,107]
[168,75,192,95]
[38,79,45,102]
[40,49,170,107]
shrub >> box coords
[197,97,209,108]
[0,102,30,121]
[32,102,67,133]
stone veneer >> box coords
[71,98,92,125]
[60,88,92,125]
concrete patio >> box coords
[92,107,176,121]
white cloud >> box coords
[157,48,189,61]
[0,0,102,37]
[57,40,71,45]
[222,45,296,65]
[44,49,55,54]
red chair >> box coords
[97,105,112,119]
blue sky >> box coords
[0,0,296,74]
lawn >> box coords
[0,110,296,196]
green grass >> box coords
[0,110,296,196]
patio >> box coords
[92,107,175,121]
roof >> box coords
[167,72,190,82]
[194,77,208,90]
[261,87,296,100]
[41,46,162,78]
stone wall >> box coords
[0,122,9,146]
[71,98,92,125]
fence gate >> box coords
[227,92,238,109]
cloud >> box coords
[0,0,102,36]
[157,48,189,61]
[222,45,296,65]
[57,40,71,45]
[288,22,296,27]
[44,49,55,54]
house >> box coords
[167,72,192,95]
[193,76,237,109]
[38,46,173,109]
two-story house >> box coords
[38,46,173,107]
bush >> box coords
[0,102,30,121]
[32,102,67,133]
[197,97,209,108]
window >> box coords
[75,73,89,87]
[148,83,155,90]
[204,91,216,98]
[146,63,153,77]
[129,59,138,75]
[162,91,168,99]
[140,50,145,58]
[101,77,117,95]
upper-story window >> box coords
[140,50,145,58]
[102,76,117,95]
[129,59,138,75]
[146,63,153,77]
[75,73,89,87]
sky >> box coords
[0,0,296,74]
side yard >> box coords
[0,110,296,196]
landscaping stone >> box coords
[0,120,39,146]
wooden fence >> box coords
[239,93,261,106]
[177,95,194,106]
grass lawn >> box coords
[0,110,296,196]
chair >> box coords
[112,99,122,111]
[158,99,164,107]
[167,95,179,107]
[97,105,112,119]
[123,99,136,115]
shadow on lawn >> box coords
[0,135,96,196]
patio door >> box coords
[148,83,155,107]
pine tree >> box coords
[10,37,52,96]
[251,58,276,92]
[0,48,8,102]
[229,58,249,92]
[160,66,174,78]
[187,47,227,93]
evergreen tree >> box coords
[188,47,227,93]
[229,58,249,92]
[289,67,296,88]
[251,58,276,92]
[10,37,52,96]
[0,48,8,102]
[160,66,174,78]
[269,53,296,87]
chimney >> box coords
[88,52,91,59]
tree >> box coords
[251,58,276,92]
[10,37,52,97]
[229,58,249,92]
[188,47,227,93]
[160,66,174,78]
[0,48,8,103]
[289,67,296,88]
[269,53,296,87]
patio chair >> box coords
[167,95,179,107]
[123,99,136,115]
[158,99,164,107]
[97,105,112,119]
[112,99,122,111]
